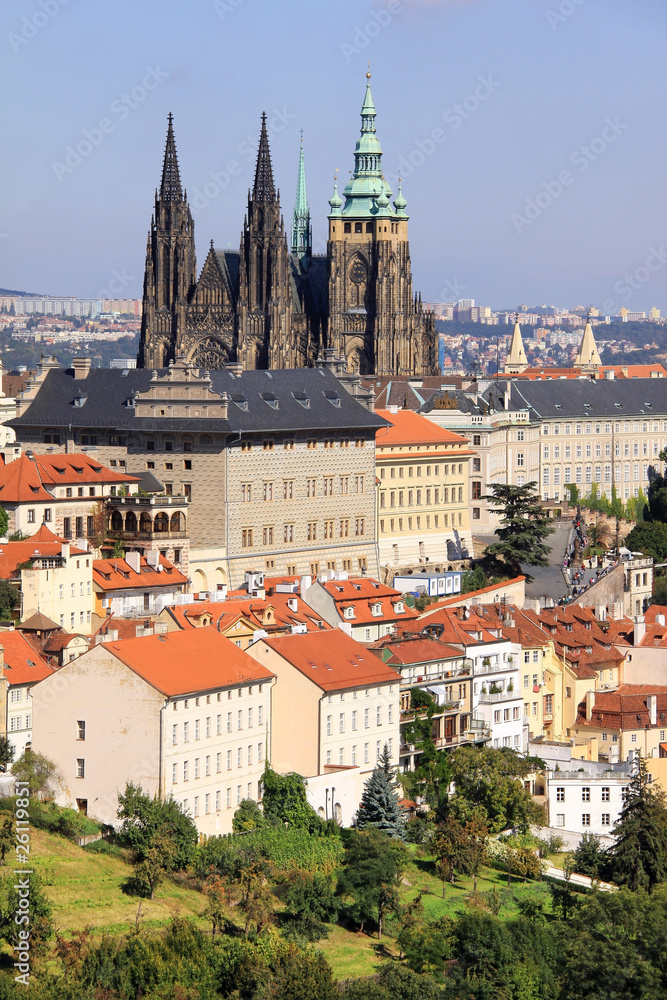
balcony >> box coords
[478,689,518,704]
[108,528,188,541]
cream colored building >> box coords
[32,627,275,834]
[247,629,401,783]
[0,633,53,758]
[375,407,473,564]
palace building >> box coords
[137,74,436,377]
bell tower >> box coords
[138,114,197,368]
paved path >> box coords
[522,522,573,602]
[542,863,617,892]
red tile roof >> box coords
[0,630,54,687]
[375,408,472,452]
[576,684,667,730]
[93,555,187,592]
[318,577,419,625]
[259,629,401,692]
[0,452,137,504]
[105,626,274,697]
[0,525,87,580]
[367,635,465,667]
[417,576,526,612]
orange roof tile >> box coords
[0,630,54,687]
[417,577,526,613]
[0,452,137,504]
[367,635,465,667]
[106,626,274,697]
[93,555,187,592]
[576,684,667,730]
[375,408,471,451]
[0,526,87,580]
[260,629,401,692]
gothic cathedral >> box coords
[137,74,436,376]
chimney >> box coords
[300,574,312,597]
[595,604,606,622]
[634,615,646,646]
[287,597,298,612]
[585,689,595,721]
[72,356,92,380]
[657,614,666,627]
[125,550,141,573]
[225,362,243,377]
[60,543,70,560]
[605,369,615,380]
[648,693,658,726]
[146,550,159,568]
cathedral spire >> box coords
[252,112,276,203]
[291,133,311,257]
[504,313,528,373]
[574,312,602,370]
[334,70,392,219]
[160,113,183,202]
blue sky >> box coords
[2,0,666,314]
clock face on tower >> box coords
[350,258,367,284]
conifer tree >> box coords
[482,482,555,582]
[608,754,667,891]
[355,744,405,838]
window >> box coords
[582,814,591,827]
[76,720,86,741]
[172,763,177,784]
[556,787,565,802]
[241,483,252,502]
[376,706,382,726]
[183,722,189,742]
[601,813,610,826]
[339,713,345,734]
[582,787,590,802]
[226,750,232,770]
[601,787,610,802]
[76,759,85,778]
[241,528,253,548]
[327,715,332,736]
[472,481,482,500]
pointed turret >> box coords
[331,70,393,219]
[574,313,602,370]
[252,112,276,203]
[160,113,183,202]
[504,314,528,373]
[291,134,312,257]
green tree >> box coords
[608,754,667,891]
[431,817,469,896]
[457,814,489,892]
[482,482,555,582]
[355,744,404,838]
[402,689,452,814]
[0,736,14,772]
[565,482,580,506]
[336,828,407,938]
[0,870,53,954]
[448,745,545,833]
[461,564,487,594]
[232,797,266,833]
[132,832,177,899]
[202,872,228,938]
[117,782,197,870]
[0,818,15,865]
[0,580,17,620]
[0,508,8,539]
[262,945,339,1000]
[570,831,610,880]
[11,748,61,800]
[625,520,667,563]
[283,871,338,940]
[261,766,322,832]
[238,863,275,938]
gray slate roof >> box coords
[10,366,386,436]
[508,378,667,419]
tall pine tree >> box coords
[355,744,405,838]
[608,754,667,891]
[482,482,554,582]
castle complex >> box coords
[137,74,436,377]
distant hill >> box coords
[0,288,45,297]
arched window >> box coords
[110,510,123,531]
[125,511,137,532]
[154,513,169,533]
[139,512,153,533]
[170,512,183,532]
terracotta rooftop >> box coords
[0,451,138,504]
[106,626,274,697]
[0,525,87,580]
[367,635,465,667]
[0,630,53,687]
[576,684,667,730]
[258,629,401,692]
[375,408,471,451]
[93,555,187,592]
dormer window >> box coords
[371,603,382,616]
[344,607,355,620]
[395,602,404,613]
